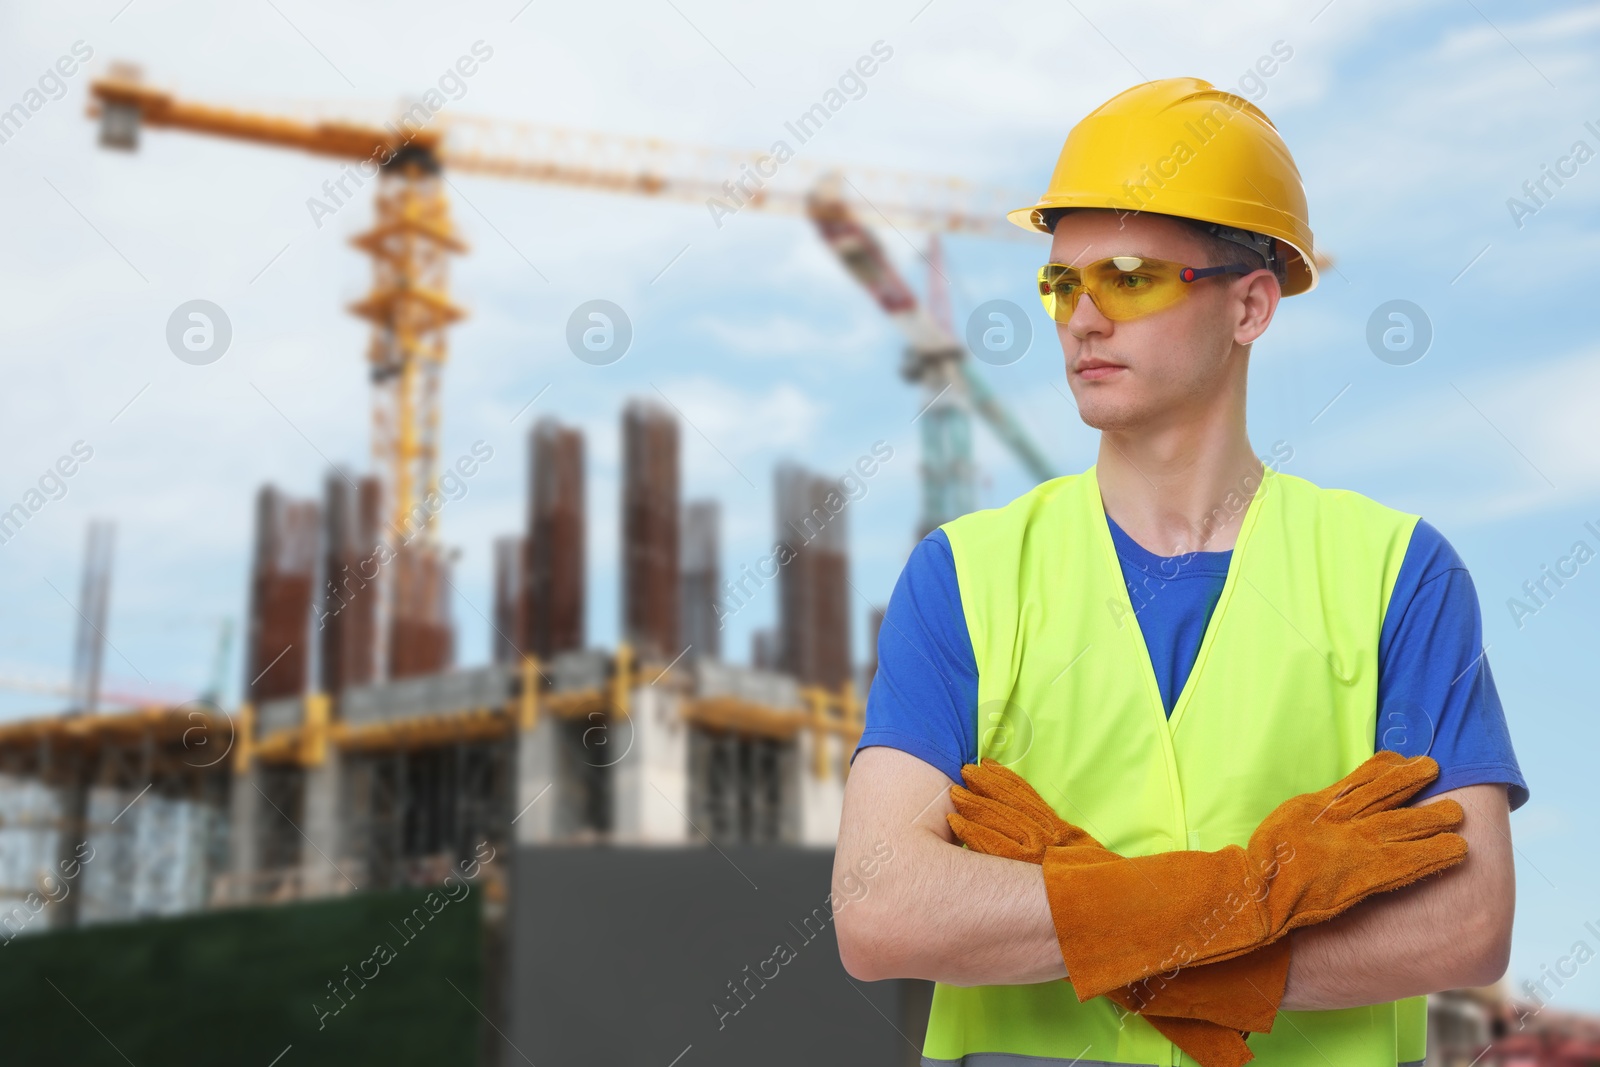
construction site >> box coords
[0,60,1587,1067]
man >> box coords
[833,78,1526,1066]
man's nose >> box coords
[1066,290,1112,340]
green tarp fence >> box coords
[0,887,483,1066]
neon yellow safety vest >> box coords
[923,464,1428,1067]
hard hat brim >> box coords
[1006,198,1318,297]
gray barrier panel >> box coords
[507,845,931,1067]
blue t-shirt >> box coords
[854,513,1529,812]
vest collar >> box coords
[1081,462,1278,737]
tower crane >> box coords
[86,63,1055,563]
[806,177,1056,535]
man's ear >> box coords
[1234,270,1280,346]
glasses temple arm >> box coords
[1179,262,1258,282]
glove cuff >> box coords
[1139,1014,1257,1067]
[1043,842,1272,1000]
[1127,933,1292,1034]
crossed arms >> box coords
[833,745,1514,1010]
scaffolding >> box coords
[0,706,233,932]
[0,645,865,924]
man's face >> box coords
[1048,209,1273,433]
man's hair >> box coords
[1174,218,1271,278]
[1041,208,1286,288]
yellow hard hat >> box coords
[1009,77,1318,296]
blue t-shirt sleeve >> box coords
[851,530,977,784]
[1378,519,1530,811]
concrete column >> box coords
[299,750,345,897]
[227,762,260,904]
[513,712,564,845]
[686,726,712,835]
[798,726,845,847]
[777,736,803,845]
[50,760,90,929]
[293,693,346,898]
[610,685,690,844]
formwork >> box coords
[245,486,319,702]
[319,472,382,693]
[774,463,852,690]
[491,535,526,664]
[526,417,585,658]
[388,543,454,679]
[622,399,680,661]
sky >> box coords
[1,0,1598,1013]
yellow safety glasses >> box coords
[1037,255,1257,324]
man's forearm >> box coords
[1278,784,1515,1010]
[834,748,1067,986]
[852,826,1066,985]
[839,753,1513,1001]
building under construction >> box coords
[0,396,883,1062]
[0,394,865,903]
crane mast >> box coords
[346,148,466,546]
[805,178,1057,536]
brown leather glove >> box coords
[1126,1015,1255,1067]
[951,760,1289,1067]
[1105,940,1290,1034]
[951,760,1290,1031]
[947,758,1096,858]
[952,752,1467,1004]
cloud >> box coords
[691,310,883,359]
[1310,347,1600,527]
[651,377,824,466]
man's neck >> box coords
[1094,419,1264,557]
